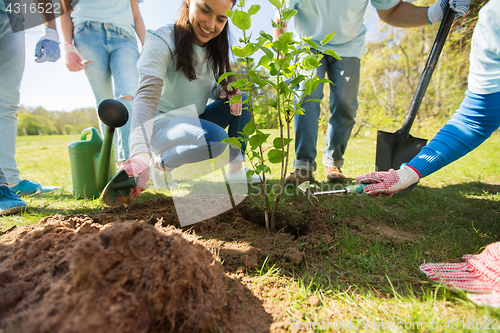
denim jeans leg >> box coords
[150,116,228,169]
[74,22,139,162]
[0,13,24,184]
[201,94,252,163]
[294,55,328,172]
[109,28,139,161]
[323,56,360,168]
[0,167,7,184]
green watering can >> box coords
[68,99,129,198]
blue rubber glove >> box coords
[35,27,60,63]
[427,0,471,25]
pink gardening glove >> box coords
[123,158,150,198]
[355,165,421,197]
[220,87,242,116]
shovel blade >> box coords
[375,130,427,196]
[375,130,427,172]
[100,170,134,206]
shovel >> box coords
[375,6,455,175]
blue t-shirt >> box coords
[70,0,141,37]
[468,0,500,95]
[283,0,400,58]
[137,24,216,116]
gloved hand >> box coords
[220,87,242,116]
[63,43,85,72]
[123,157,150,198]
[427,0,471,25]
[35,27,60,63]
[355,165,421,197]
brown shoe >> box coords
[325,166,346,183]
[285,169,315,185]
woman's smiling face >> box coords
[188,0,233,47]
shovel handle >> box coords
[346,184,367,195]
[400,6,455,138]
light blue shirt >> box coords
[468,0,500,95]
[70,0,141,38]
[283,0,400,59]
[137,24,216,116]
[1,1,25,21]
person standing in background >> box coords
[60,0,145,169]
[357,0,500,197]
[274,0,471,185]
[0,0,62,196]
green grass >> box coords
[2,130,500,332]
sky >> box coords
[19,0,380,112]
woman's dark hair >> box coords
[174,0,236,88]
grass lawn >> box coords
[1,129,500,332]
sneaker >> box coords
[226,168,260,184]
[10,179,61,196]
[0,185,27,216]
[284,169,314,186]
[325,166,346,183]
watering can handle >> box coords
[80,127,102,143]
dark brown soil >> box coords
[0,195,414,332]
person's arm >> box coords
[377,1,430,28]
[59,10,84,71]
[378,0,471,28]
[131,0,146,45]
[272,10,288,41]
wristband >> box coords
[63,43,77,53]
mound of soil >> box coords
[0,195,414,332]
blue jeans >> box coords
[294,53,360,172]
[74,21,140,162]
[0,12,25,185]
[150,95,252,170]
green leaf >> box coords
[248,4,260,15]
[257,54,271,68]
[306,98,322,103]
[254,43,274,59]
[323,49,341,60]
[322,31,335,45]
[232,10,251,31]
[217,72,234,85]
[268,149,286,164]
[248,70,267,87]
[282,8,297,21]
[242,43,257,57]
[250,132,270,150]
[272,137,293,149]
[232,46,245,57]
[268,0,281,8]
[222,137,241,149]
[259,30,273,42]
[226,9,234,18]
[303,38,317,50]
[255,164,271,174]
[246,169,256,179]
[289,74,305,87]
[242,120,255,136]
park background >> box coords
[17,0,485,137]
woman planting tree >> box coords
[124,0,259,197]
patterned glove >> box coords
[427,0,471,25]
[35,27,60,63]
[355,165,421,197]
[220,87,242,116]
[123,158,150,198]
